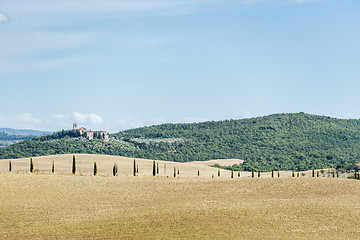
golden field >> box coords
[0,155,359,239]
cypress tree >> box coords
[231,169,234,178]
[312,168,315,177]
[133,159,136,176]
[278,171,280,178]
[292,170,295,177]
[238,171,240,177]
[333,170,335,178]
[72,155,76,174]
[9,160,11,172]
[52,160,55,173]
[355,170,357,179]
[258,169,260,178]
[113,163,118,176]
[218,168,220,177]
[177,168,180,176]
[337,171,339,178]
[271,168,274,178]
[252,167,254,178]
[317,171,319,177]
[212,174,214,179]
[93,162,97,176]
[136,164,139,174]
[297,171,299,177]
[30,158,34,173]
[174,167,176,177]
[198,169,200,177]
[153,160,156,176]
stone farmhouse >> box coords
[73,123,109,142]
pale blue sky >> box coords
[0,0,359,132]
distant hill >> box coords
[0,128,52,136]
[0,128,52,148]
[1,113,360,171]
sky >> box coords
[0,0,359,133]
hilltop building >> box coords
[73,123,109,142]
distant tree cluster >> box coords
[2,113,360,171]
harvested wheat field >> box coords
[0,172,360,239]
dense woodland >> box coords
[1,113,360,171]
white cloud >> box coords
[0,13,9,23]
[74,112,103,124]
[17,113,42,124]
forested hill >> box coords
[1,113,360,171]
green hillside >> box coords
[1,113,360,171]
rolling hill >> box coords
[1,113,360,171]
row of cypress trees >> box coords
[6,156,356,179]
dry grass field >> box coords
[1,155,359,239]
